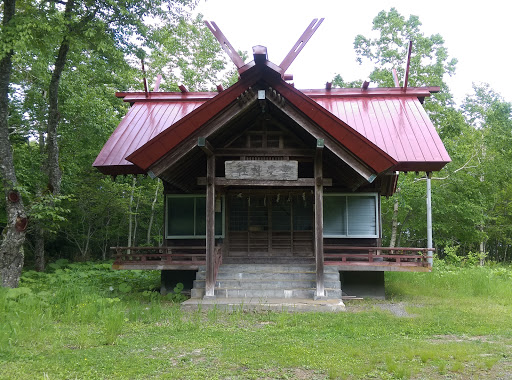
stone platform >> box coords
[181,296,345,312]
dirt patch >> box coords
[344,301,422,317]
[374,302,415,317]
[169,348,205,366]
[430,335,508,344]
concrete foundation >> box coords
[160,270,196,295]
[341,271,385,299]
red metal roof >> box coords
[94,66,450,175]
[313,94,451,171]
[93,99,208,174]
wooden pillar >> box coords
[205,154,216,298]
[200,137,216,299]
[314,139,325,298]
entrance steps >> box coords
[191,264,342,299]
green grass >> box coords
[1,261,512,379]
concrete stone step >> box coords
[193,279,342,289]
[191,263,342,300]
[212,264,338,273]
[196,271,340,281]
[191,287,342,299]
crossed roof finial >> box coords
[205,19,324,78]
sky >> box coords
[196,0,512,105]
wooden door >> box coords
[227,193,314,258]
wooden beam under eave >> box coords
[198,137,214,157]
[197,177,333,187]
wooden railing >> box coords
[112,245,224,290]
[111,246,208,266]
[324,246,434,268]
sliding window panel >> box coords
[347,195,377,237]
[323,195,347,237]
[167,197,195,237]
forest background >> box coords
[0,0,511,287]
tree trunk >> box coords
[46,0,74,196]
[127,176,136,252]
[34,222,45,272]
[34,0,74,269]
[389,194,399,248]
[132,189,141,246]
[34,133,46,271]
[479,237,485,266]
[0,0,27,288]
[147,180,161,245]
[101,214,112,260]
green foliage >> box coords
[349,9,512,261]
[28,193,73,233]
[331,74,362,89]
[1,0,237,270]
[353,8,457,92]
[147,13,237,91]
[2,264,512,378]
[165,282,187,303]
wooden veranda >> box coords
[111,246,433,272]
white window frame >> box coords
[165,194,225,239]
[323,193,379,238]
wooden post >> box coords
[314,139,325,299]
[426,172,433,266]
[205,149,216,298]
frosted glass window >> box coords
[347,196,377,236]
[323,194,378,238]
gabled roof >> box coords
[93,62,450,177]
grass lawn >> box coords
[1,261,511,379]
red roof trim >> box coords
[115,86,439,104]
[302,87,440,98]
[116,92,218,102]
